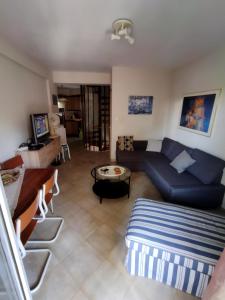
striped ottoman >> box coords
[125,198,225,297]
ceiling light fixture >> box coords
[111,19,135,45]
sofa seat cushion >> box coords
[126,198,225,270]
[187,148,225,184]
[117,150,145,163]
[117,150,163,163]
[145,155,201,187]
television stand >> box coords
[41,138,51,146]
[28,143,44,151]
[17,137,60,168]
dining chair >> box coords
[28,169,64,244]
[15,190,51,293]
[56,126,71,162]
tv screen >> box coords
[31,113,50,143]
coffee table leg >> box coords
[128,177,131,198]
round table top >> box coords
[91,164,131,181]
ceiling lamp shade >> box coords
[111,19,135,45]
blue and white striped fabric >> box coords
[125,198,225,297]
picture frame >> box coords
[178,90,220,136]
[128,96,153,115]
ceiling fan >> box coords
[111,19,135,45]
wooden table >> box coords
[12,168,55,243]
[17,137,60,168]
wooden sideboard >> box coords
[17,137,60,168]
[65,120,79,137]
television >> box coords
[31,113,50,144]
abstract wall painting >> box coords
[179,90,220,136]
[128,96,153,115]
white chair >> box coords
[28,169,64,244]
[48,113,71,162]
[56,126,71,162]
[15,190,51,293]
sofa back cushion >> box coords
[146,139,162,152]
[187,149,225,184]
[161,138,174,159]
[133,140,148,151]
[161,138,192,161]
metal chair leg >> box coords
[67,144,71,160]
[50,199,54,214]
[61,146,65,162]
[25,248,52,294]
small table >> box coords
[91,165,131,204]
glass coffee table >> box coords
[91,165,131,204]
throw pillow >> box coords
[170,150,196,174]
[117,136,134,151]
[146,139,162,152]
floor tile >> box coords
[33,262,77,300]
[62,241,103,286]
[31,141,199,300]
[86,224,122,257]
[70,290,90,300]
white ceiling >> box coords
[1,0,225,71]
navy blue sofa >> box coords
[116,137,225,209]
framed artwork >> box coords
[128,96,153,115]
[179,90,220,136]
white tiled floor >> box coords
[29,142,197,300]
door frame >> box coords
[0,179,31,300]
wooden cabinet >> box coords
[65,96,81,111]
[65,121,79,137]
[17,137,60,168]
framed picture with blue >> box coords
[179,90,220,136]
[128,96,153,115]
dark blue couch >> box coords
[116,137,225,209]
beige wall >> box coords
[167,47,225,160]
[0,36,48,78]
[47,74,58,113]
[0,39,49,161]
[111,66,171,160]
[52,71,111,85]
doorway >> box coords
[0,180,31,300]
[56,84,111,152]
[81,85,110,151]
[57,85,82,142]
